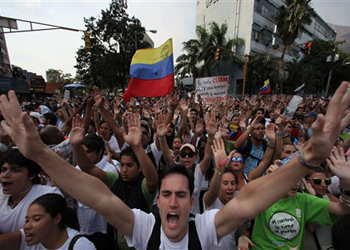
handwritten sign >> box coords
[269,212,300,240]
[195,76,229,103]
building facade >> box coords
[196,0,336,94]
[0,28,11,77]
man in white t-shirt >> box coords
[2,82,350,249]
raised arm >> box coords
[214,82,350,239]
[204,139,233,208]
[234,114,263,150]
[248,123,276,180]
[70,115,108,183]
[0,91,135,238]
[93,86,125,149]
[157,114,176,168]
[198,113,216,174]
[83,96,94,134]
[122,114,158,193]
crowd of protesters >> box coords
[1,82,350,249]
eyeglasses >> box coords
[307,178,332,185]
[180,152,195,158]
[231,157,244,163]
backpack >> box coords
[68,234,85,250]
[238,137,267,164]
[147,213,202,250]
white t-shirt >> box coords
[0,185,62,234]
[192,164,205,214]
[204,197,237,250]
[108,135,121,153]
[125,209,221,249]
[19,227,96,250]
[76,157,117,235]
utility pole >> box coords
[242,54,248,100]
[325,40,346,96]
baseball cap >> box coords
[180,143,197,153]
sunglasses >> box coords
[307,178,332,185]
[180,152,195,158]
[231,157,244,163]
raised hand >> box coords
[205,112,217,136]
[211,139,233,170]
[302,178,316,196]
[305,82,350,165]
[266,123,277,141]
[93,86,104,108]
[194,118,204,136]
[327,146,350,183]
[70,115,85,146]
[275,115,286,132]
[156,114,168,138]
[122,113,142,147]
[250,114,264,130]
[0,91,45,159]
[180,98,188,112]
[154,101,162,114]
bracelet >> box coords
[208,140,214,145]
[159,137,166,142]
[297,149,320,170]
[340,195,350,207]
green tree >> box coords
[276,0,313,90]
[175,22,244,81]
[75,0,151,92]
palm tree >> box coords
[276,0,313,90]
[175,22,245,80]
[200,22,245,75]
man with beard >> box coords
[234,114,268,175]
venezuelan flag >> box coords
[258,79,271,94]
[122,38,174,103]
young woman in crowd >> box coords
[0,193,95,249]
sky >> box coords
[0,0,349,80]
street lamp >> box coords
[135,29,157,51]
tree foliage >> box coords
[175,22,245,80]
[284,39,350,94]
[75,0,151,92]
[275,0,313,89]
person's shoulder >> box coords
[66,228,96,249]
[32,184,61,195]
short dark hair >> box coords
[159,164,194,196]
[43,113,57,126]
[0,148,41,184]
[120,146,140,167]
[31,194,80,231]
[83,134,105,156]
[223,167,238,185]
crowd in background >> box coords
[1,84,350,250]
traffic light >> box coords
[305,42,312,55]
[215,47,221,61]
[84,32,91,51]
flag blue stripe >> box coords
[130,54,174,80]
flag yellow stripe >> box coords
[131,38,173,65]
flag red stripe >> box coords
[123,73,174,103]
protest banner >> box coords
[195,76,229,103]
